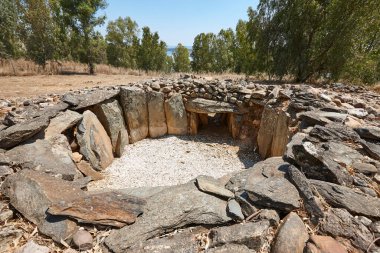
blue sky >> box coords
[97,0,259,47]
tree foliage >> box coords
[173,43,191,72]
[0,0,21,58]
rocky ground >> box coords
[0,75,379,253]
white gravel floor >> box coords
[88,130,260,190]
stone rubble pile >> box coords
[0,75,379,252]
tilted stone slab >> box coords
[185,98,248,114]
[0,116,49,149]
[354,126,380,141]
[147,91,167,138]
[71,89,119,110]
[120,87,148,143]
[77,111,114,171]
[44,110,83,139]
[311,180,380,218]
[165,94,188,135]
[5,134,82,180]
[105,179,231,252]
[48,192,146,228]
[92,99,129,157]
[1,170,83,242]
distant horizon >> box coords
[97,0,259,46]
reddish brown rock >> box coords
[309,235,347,253]
[76,160,104,181]
[48,192,146,228]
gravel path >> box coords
[88,130,260,190]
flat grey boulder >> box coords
[208,220,271,251]
[0,116,49,149]
[1,170,83,242]
[5,134,82,180]
[320,208,373,251]
[354,126,380,141]
[311,180,380,218]
[72,89,119,110]
[185,98,248,114]
[292,141,354,185]
[44,110,82,139]
[92,99,129,157]
[245,177,300,212]
[165,94,188,135]
[77,110,114,170]
[105,179,230,252]
[271,212,309,253]
[298,111,348,126]
[361,140,380,160]
[309,123,360,143]
[120,87,148,143]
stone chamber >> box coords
[0,75,380,252]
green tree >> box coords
[60,0,107,74]
[191,33,215,72]
[254,0,379,82]
[137,27,167,72]
[0,0,21,58]
[106,17,139,68]
[19,0,56,67]
[213,29,235,73]
[173,43,191,72]
[235,19,256,74]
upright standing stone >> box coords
[147,91,167,138]
[76,111,114,171]
[227,113,241,139]
[188,112,199,135]
[120,87,148,143]
[92,99,129,157]
[165,94,188,135]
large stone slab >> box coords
[5,134,82,180]
[298,111,348,127]
[71,89,119,110]
[271,212,309,253]
[361,140,380,160]
[185,98,248,114]
[77,110,114,171]
[48,192,145,228]
[1,170,83,242]
[120,87,148,143]
[320,208,373,251]
[292,141,354,185]
[92,99,129,157]
[147,91,167,138]
[0,116,49,149]
[44,110,83,139]
[354,126,380,141]
[257,107,289,158]
[165,94,188,135]
[311,180,380,218]
[105,179,231,252]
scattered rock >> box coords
[165,94,188,135]
[48,192,145,227]
[320,208,373,251]
[361,140,380,160]
[0,116,49,149]
[92,99,129,157]
[352,162,378,174]
[76,110,114,171]
[120,87,148,143]
[196,176,234,199]
[75,160,104,181]
[309,235,348,253]
[354,126,380,141]
[15,240,50,253]
[271,212,309,253]
[208,220,271,250]
[311,179,380,218]
[287,166,324,220]
[227,199,244,221]
[0,226,23,253]
[6,134,82,180]
[105,179,231,252]
[0,209,13,222]
[72,230,93,251]
[1,170,83,242]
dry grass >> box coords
[373,82,380,93]
[0,59,144,76]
